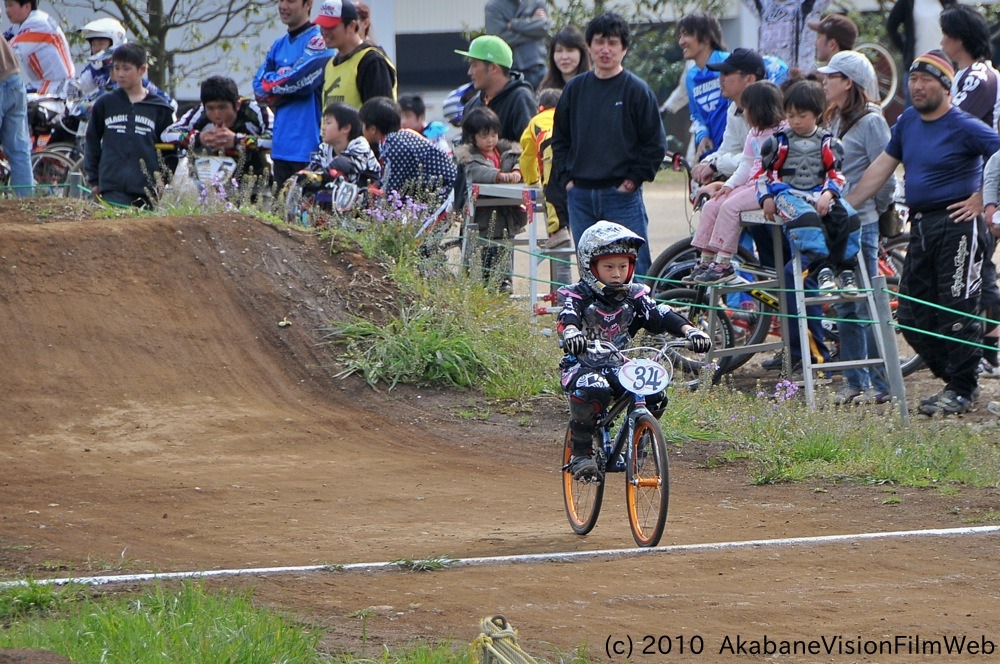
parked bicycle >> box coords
[562,337,694,547]
[650,146,920,380]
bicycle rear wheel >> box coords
[30,149,77,197]
[626,412,669,547]
[562,426,604,536]
[881,275,925,376]
[857,42,899,110]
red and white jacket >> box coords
[6,10,74,96]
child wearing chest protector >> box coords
[757,80,861,292]
[557,221,712,480]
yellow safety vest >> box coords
[322,46,397,109]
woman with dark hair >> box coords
[538,26,591,90]
[820,50,896,404]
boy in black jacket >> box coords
[83,43,176,207]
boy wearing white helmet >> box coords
[76,18,127,96]
[75,17,173,106]
[557,220,711,480]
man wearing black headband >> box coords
[848,50,1000,415]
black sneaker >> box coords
[682,262,711,283]
[918,390,974,416]
[692,262,737,284]
[564,455,600,480]
[761,351,801,374]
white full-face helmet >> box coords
[80,18,128,65]
[576,220,645,301]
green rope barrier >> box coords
[893,289,1000,327]
[890,321,1000,352]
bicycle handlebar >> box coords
[587,337,692,362]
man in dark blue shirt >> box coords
[848,50,1000,415]
[551,12,666,278]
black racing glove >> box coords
[561,325,586,355]
[685,327,712,353]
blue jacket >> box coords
[686,50,729,155]
[253,23,334,163]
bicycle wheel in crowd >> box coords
[625,411,669,547]
[857,42,899,110]
[648,237,774,371]
[655,288,737,382]
[562,426,604,536]
[30,149,77,197]
[418,215,466,279]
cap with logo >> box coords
[706,48,767,80]
[315,0,358,29]
[454,35,514,69]
[807,14,859,51]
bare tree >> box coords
[59,0,274,97]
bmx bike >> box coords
[562,337,693,547]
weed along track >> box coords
[0,200,998,659]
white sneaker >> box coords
[977,357,1000,379]
[817,267,837,293]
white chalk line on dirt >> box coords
[2,524,997,589]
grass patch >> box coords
[0,582,326,662]
[0,581,80,621]
[668,380,1000,488]
[321,212,559,400]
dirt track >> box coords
[1,201,998,661]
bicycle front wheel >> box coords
[626,412,669,547]
[562,426,604,536]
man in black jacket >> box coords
[551,12,667,278]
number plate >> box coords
[618,358,668,396]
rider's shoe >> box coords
[977,357,1000,379]
[564,454,600,480]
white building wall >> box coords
[31,0,896,101]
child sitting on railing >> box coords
[686,80,786,284]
